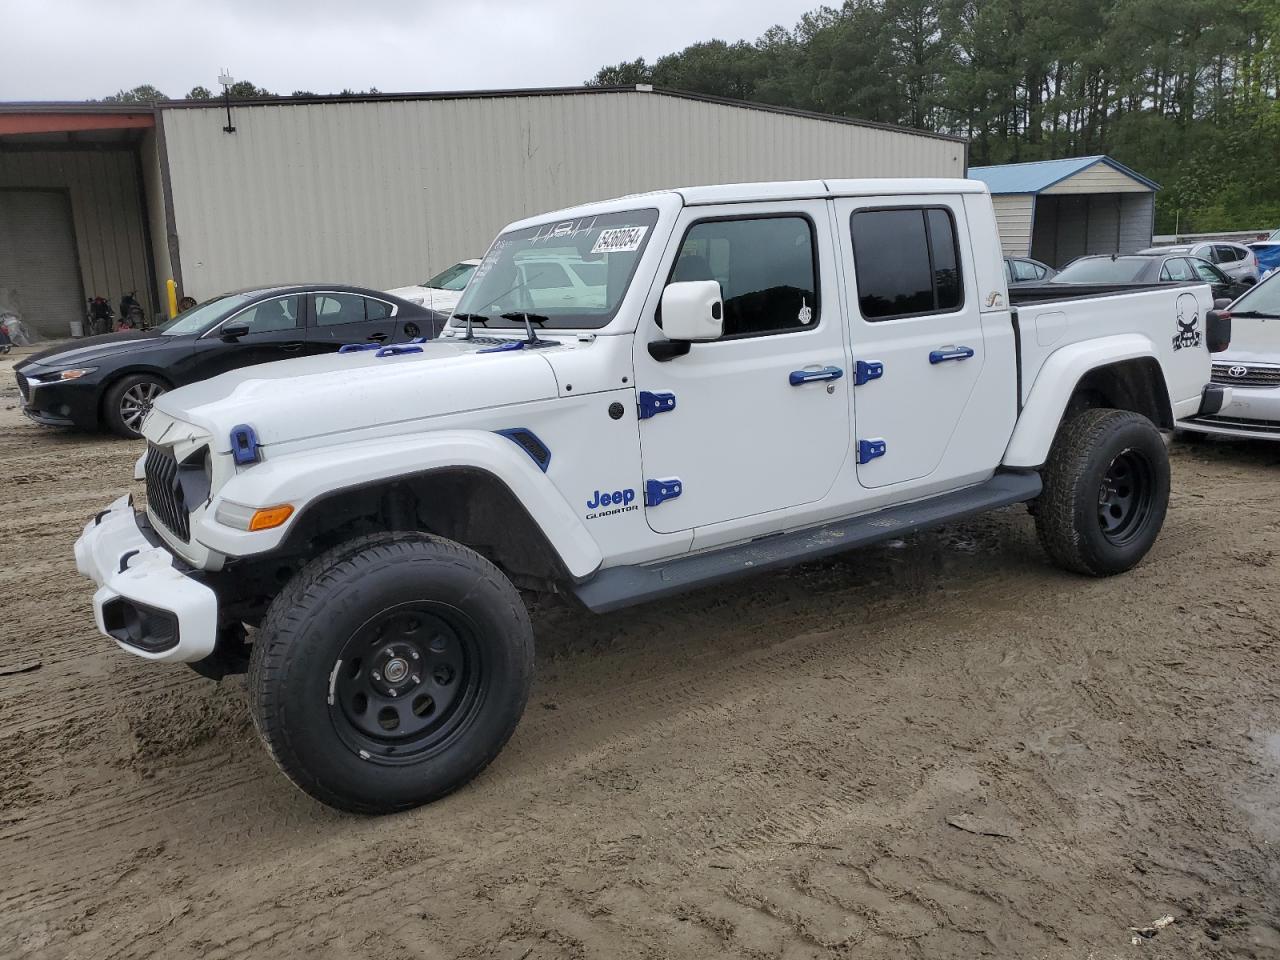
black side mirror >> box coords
[1213,298,1232,310]
[220,322,251,341]
[1206,309,1232,353]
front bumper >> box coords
[1177,381,1280,440]
[74,495,218,662]
[16,369,101,429]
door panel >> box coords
[184,294,306,382]
[834,197,990,489]
[306,293,400,353]
[632,202,851,534]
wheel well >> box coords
[222,468,570,623]
[1062,358,1173,430]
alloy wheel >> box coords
[119,381,165,432]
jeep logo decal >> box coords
[585,487,638,520]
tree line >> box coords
[588,0,1280,233]
[101,83,380,103]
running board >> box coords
[573,471,1042,614]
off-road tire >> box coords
[103,373,168,439]
[248,532,534,814]
[1035,408,1169,577]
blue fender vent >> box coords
[338,342,382,354]
[495,428,551,472]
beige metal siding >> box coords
[0,149,151,319]
[140,129,173,312]
[990,194,1034,257]
[159,91,965,299]
[1041,162,1151,194]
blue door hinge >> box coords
[638,391,677,420]
[645,477,682,507]
[854,360,884,386]
[857,438,887,464]
[230,423,260,465]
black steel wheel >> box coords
[329,603,485,764]
[1036,408,1170,577]
[249,532,534,814]
[1096,448,1156,546]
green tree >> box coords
[186,85,213,100]
[586,58,654,86]
[102,84,166,103]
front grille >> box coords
[1212,362,1280,388]
[144,444,191,542]
[15,372,29,401]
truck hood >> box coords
[149,338,563,452]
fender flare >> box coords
[1003,334,1160,468]
[191,429,604,579]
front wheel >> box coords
[103,373,168,439]
[1034,408,1170,577]
[248,532,534,814]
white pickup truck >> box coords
[75,179,1230,813]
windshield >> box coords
[451,208,660,329]
[1053,258,1152,283]
[422,262,477,291]
[155,294,254,336]
[1230,272,1280,314]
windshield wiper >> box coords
[500,312,552,344]
[452,312,489,340]
[1229,310,1280,319]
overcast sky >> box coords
[5,0,819,102]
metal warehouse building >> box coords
[969,155,1158,269]
[0,86,966,339]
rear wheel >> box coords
[248,532,534,814]
[103,374,167,439]
[1035,408,1170,576]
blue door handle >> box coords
[929,346,975,364]
[789,366,844,385]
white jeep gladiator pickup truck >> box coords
[74,179,1230,813]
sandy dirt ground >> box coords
[1,344,1278,959]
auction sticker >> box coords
[591,225,649,254]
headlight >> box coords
[407,296,425,305]
[33,367,97,383]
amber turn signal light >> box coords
[248,504,294,531]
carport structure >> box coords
[0,104,164,339]
[969,155,1159,269]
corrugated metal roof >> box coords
[969,155,1159,194]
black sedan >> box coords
[1051,253,1251,302]
[16,284,444,439]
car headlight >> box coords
[407,296,425,305]
[33,367,97,383]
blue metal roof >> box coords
[969,155,1160,194]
